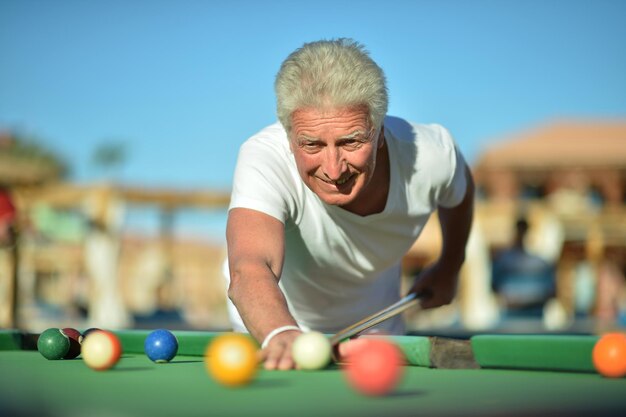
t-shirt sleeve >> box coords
[229,138,293,223]
[433,126,468,208]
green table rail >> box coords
[0,329,602,372]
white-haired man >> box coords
[225,38,474,370]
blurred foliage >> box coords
[92,141,127,170]
[0,130,69,185]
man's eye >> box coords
[302,142,321,151]
[342,139,362,149]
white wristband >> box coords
[261,325,301,349]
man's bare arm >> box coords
[410,165,475,308]
[226,207,301,369]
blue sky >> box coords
[1,0,625,240]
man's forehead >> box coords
[297,129,367,141]
[292,104,370,119]
[291,107,370,132]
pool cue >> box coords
[329,291,429,347]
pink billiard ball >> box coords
[343,338,405,396]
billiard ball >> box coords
[82,327,101,339]
[337,337,371,359]
[37,328,70,360]
[144,329,178,363]
[592,332,626,378]
[81,330,122,371]
[205,333,258,387]
[62,327,83,359]
[292,331,332,370]
[343,338,405,396]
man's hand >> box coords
[408,260,460,309]
[259,329,302,370]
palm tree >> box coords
[91,141,128,182]
[0,130,69,186]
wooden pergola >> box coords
[2,182,231,330]
[473,120,626,204]
[403,121,626,327]
[1,133,231,329]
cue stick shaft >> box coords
[329,291,426,346]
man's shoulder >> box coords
[246,122,287,142]
[239,122,290,155]
[384,116,451,144]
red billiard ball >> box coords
[81,330,122,371]
[343,338,405,396]
[592,332,626,378]
[61,328,83,359]
[337,337,371,359]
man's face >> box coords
[289,106,383,209]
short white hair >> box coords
[275,38,388,134]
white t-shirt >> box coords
[226,116,468,334]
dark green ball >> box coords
[37,328,70,360]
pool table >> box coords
[0,329,624,417]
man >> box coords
[491,217,556,316]
[0,187,16,245]
[0,186,18,327]
[225,38,474,370]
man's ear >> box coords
[377,125,385,149]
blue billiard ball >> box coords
[144,329,178,363]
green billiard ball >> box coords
[37,328,70,360]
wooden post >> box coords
[9,226,19,328]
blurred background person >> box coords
[0,186,18,327]
[491,216,557,319]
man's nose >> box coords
[322,148,345,181]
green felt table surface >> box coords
[1,351,625,417]
[1,330,625,417]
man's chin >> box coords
[317,193,356,207]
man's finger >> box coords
[263,347,284,370]
[257,348,268,362]
[277,355,295,370]
[262,346,297,371]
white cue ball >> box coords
[292,331,332,370]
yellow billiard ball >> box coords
[205,333,258,387]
